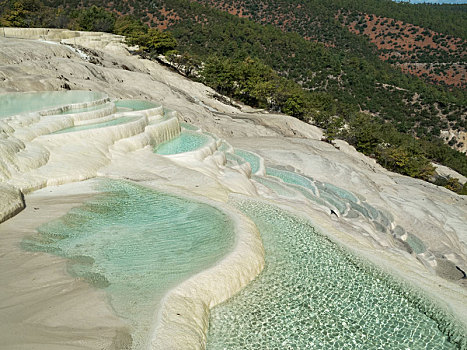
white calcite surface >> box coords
[0,28,466,349]
[434,161,467,184]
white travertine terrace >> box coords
[0,96,178,194]
[149,194,264,350]
[0,87,265,349]
[0,28,466,349]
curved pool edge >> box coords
[227,194,467,345]
[149,191,265,350]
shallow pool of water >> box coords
[0,90,105,118]
[207,199,463,349]
[226,152,246,166]
[266,167,317,195]
[52,116,140,134]
[114,99,159,111]
[218,142,231,153]
[253,176,298,198]
[22,180,235,349]
[406,233,427,254]
[154,131,210,155]
[235,149,261,174]
[316,182,358,203]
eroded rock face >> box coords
[0,183,24,223]
[0,28,466,349]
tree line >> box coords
[0,1,177,55]
[0,1,466,194]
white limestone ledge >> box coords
[0,183,24,223]
[150,195,265,350]
[1,27,134,56]
[40,96,110,117]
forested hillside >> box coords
[41,0,465,137]
[88,0,466,144]
[67,0,466,88]
[338,11,466,87]
[0,0,466,194]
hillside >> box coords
[338,11,467,87]
[20,0,465,88]
[1,0,466,188]
[112,1,467,151]
[143,0,467,87]
[71,1,467,138]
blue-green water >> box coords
[162,107,173,115]
[22,180,235,349]
[316,182,358,203]
[287,183,330,208]
[154,131,210,155]
[252,175,298,198]
[266,167,317,195]
[114,99,159,111]
[0,91,105,118]
[264,167,395,228]
[207,199,465,349]
[52,116,140,134]
[235,149,261,174]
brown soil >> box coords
[338,11,466,87]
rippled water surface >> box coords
[154,131,210,155]
[22,180,235,349]
[207,199,462,349]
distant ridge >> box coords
[395,0,467,3]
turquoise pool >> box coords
[266,167,317,195]
[0,91,105,118]
[252,175,298,198]
[22,180,235,349]
[114,99,159,111]
[235,149,261,174]
[218,142,231,153]
[52,116,140,134]
[154,131,210,155]
[206,199,464,349]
